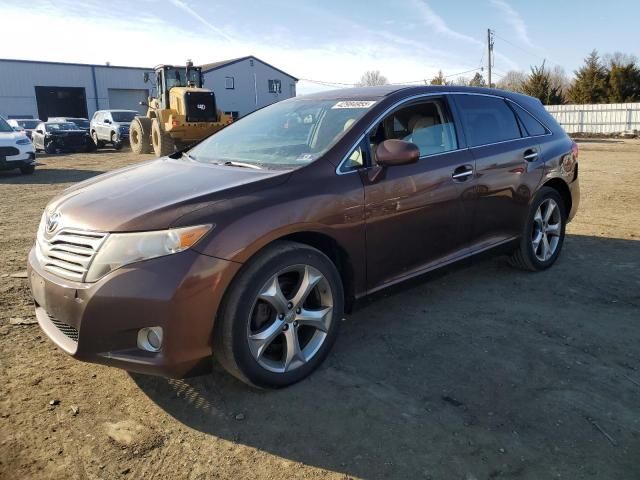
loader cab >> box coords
[155,64,204,109]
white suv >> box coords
[0,115,36,174]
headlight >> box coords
[85,224,212,282]
[16,137,31,145]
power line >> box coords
[492,31,561,68]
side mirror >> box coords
[35,129,43,134]
[104,119,111,124]
[375,139,420,167]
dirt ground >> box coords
[0,140,639,480]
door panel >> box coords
[468,138,545,247]
[363,148,474,289]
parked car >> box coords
[48,117,90,132]
[7,118,41,139]
[32,121,95,154]
[0,115,36,174]
[28,86,579,388]
[90,110,137,150]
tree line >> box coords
[357,50,640,105]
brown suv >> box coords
[27,86,579,388]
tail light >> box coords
[571,141,579,159]
[171,119,179,128]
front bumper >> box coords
[0,151,36,170]
[27,248,241,377]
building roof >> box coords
[200,55,298,81]
[0,58,152,71]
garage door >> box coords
[107,89,148,114]
[35,86,88,121]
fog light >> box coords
[137,327,163,352]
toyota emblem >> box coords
[46,212,61,234]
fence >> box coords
[545,103,640,134]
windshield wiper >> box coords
[181,151,197,161]
[223,160,263,170]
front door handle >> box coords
[523,148,539,161]
[452,164,474,181]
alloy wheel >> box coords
[247,264,334,373]
[531,198,562,262]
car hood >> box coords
[48,130,87,135]
[46,158,291,232]
[0,131,29,145]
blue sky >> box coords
[1,0,639,94]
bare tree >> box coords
[357,70,389,87]
[496,70,527,92]
[549,65,570,98]
[452,76,469,86]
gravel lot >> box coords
[1,140,639,480]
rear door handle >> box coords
[452,164,474,181]
[523,148,539,161]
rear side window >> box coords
[455,95,521,147]
[509,101,548,136]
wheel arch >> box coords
[542,177,572,215]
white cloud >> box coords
[491,0,532,47]
[0,1,520,95]
[408,0,483,46]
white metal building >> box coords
[0,56,297,121]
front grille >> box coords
[54,134,85,147]
[49,314,79,342]
[37,228,108,282]
[0,146,20,157]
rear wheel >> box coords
[130,117,152,154]
[151,119,175,157]
[509,187,566,271]
[214,241,344,388]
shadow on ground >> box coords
[132,234,640,479]
[0,166,102,184]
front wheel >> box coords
[214,241,344,388]
[151,119,175,157]
[20,165,35,174]
[130,117,151,154]
[44,141,57,154]
[509,187,566,271]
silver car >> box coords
[89,110,138,150]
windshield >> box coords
[17,120,40,129]
[0,116,13,133]
[111,112,137,123]
[165,67,201,89]
[69,119,89,129]
[46,122,80,131]
[189,98,378,168]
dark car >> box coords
[27,86,579,388]
[32,121,95,154]
[48,117,90,132]
[7,118,42,139]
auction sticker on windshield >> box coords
[331,101,377,109]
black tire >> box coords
[91,131,105,148]
[44,141,57,154]
[130,117,152,154]
[111,132,123,151]
[509,186,567,271]
[214,241,344,389]
[20,165,35,175]
[85,138,97,152]
[151,119,175,157]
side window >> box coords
[509,101,548,136]
[342,144,365,171]
[268,79,282,93]
[455,95,522,147]
[224,76,234,89]
[369,99,458,160]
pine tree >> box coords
[521,63,564,105]
[567,50,608,104]
[607,59,640,103]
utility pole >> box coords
[487,28,494,87]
